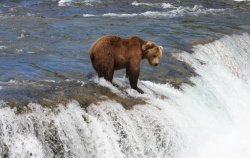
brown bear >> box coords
[89,35,163,94]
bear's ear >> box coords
[142,41,154,51]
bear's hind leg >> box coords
[104,69,119,88]
[104,69,114,83]
[95,63,114,84]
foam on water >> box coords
[58,0,99,6]
[234,0,250,1]
[131,1,175,9]
[103,13,139,17]
[0,46,7,50]
[82,14,95,17]
[0,33,250,157]
[17,33,25,39]
[91,5,225,18]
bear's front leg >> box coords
[128,62,144,94]
[126,68,129,78]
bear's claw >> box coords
[112,83,119,88]
[136,88,144,94]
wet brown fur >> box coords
[89,35,163,93]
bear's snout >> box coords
[154,63,158,66]
[149,57,160,66]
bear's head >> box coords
[142,42,163,66]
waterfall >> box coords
[1,33,250,158]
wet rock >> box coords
[2,81,146,113]
[0,143,9,158]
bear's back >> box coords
[91,35,121,50]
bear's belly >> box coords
[114,60,127,70]
[113,52,128,70]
